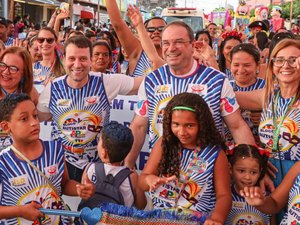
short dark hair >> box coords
[162,21,194,42]
[144,17,166,27]
[195,30,213,47]
[92,41,112,57]
[0,93,31,121]
[207,23,217,28]
[101,121,134,163]
[64,36,93,57]
[230,43,260,65]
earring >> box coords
[256,70,259,74]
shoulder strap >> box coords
[94,161,106,183]
[113,168,132,187]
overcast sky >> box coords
[175,0,239,13]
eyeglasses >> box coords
[272,56,298,68]
[161,39,191,48]
[146,26,165,33]
[0,62,20,74]
[36,37,55,44]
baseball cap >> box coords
[0,17,7,26]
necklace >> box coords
[271,90,295,153]
[175,146,200,208]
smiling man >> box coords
[106,0,166,77]
[126,21,255,168]
[37,36,143,182]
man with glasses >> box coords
[126,21,255,169]
[37,36,143,182]
[106,0,166,77]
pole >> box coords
[290,0,293,24]
[69,0,73,27]
[97,0,100,29]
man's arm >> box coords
[223,109,255,145]
[106,0,142,59]
[125,114,148,169]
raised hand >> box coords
[127,5,143,28]
[145,175,177,191]
[240,186,266,206]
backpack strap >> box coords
[94,161,106,183]
[112,167,132,187]
[94,162,131,186]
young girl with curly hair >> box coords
[139,92,232,225]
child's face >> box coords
[171,110,198,149]
[2,100,40,143]
[231,157,261,191]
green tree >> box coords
[281,1,300,19]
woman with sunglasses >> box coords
[0,47,38,150]
[33,27,65,94]
[236,39,300,191]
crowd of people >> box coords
[0,1,300,224]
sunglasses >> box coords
[36,37,55,44]
[146,26,165,33]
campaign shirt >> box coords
[151,145,220,213]
[136,61,239,150]
[0,141,68,225]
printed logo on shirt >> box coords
[44,164,59,177]
[155,85,171,95]
[233,214,264,225]
[152,97,172,136]
[220,97,235,113]
[57,99,71,107]
[9,175,28,188]
[187,84,207,95]
[84,96,100,107]
[59,111,102,145]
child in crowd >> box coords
[81,121,146,209]
[225,144,271,225]
[241,161,300,224]
[0,93,94,224]
[138,93,232,225]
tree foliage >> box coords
[281,1,300,19]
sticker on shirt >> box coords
[57,99,72,107]
[232,201,246,210]
[84,96,100,107]
[18,185,63,225]
[154,85,171,95]
[232,214,265,225]
[9,175,29,188]
[187,84,207,96]
[44,164,59,177]
[152,96,172,137]
[58,111,102,146]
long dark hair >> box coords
[159,93,226,178]
[218,35,242,73]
